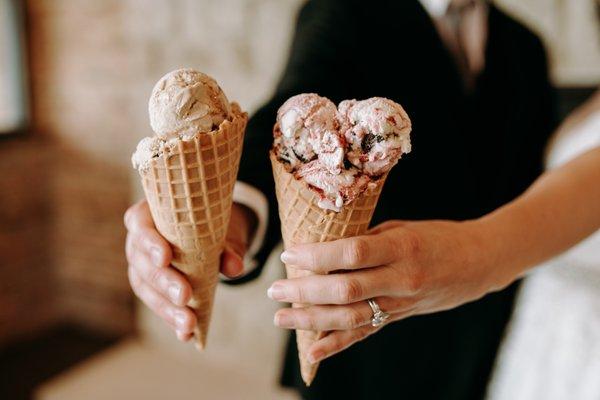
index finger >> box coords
[281,232,398,273]
[124,200,172,267]
[124,199,155,233]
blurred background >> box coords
[0,0,598,399]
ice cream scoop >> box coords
[133,69,236,173]
[274,93,344,174]
[131,136,176,173]
[295,160,372,212]
[272,94,412,213]
[148,68,231,139]
[338,97,411,176]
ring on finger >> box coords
[367,298,390,327]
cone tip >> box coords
[194,335,207,351]
[301,366,317,386]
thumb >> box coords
[220,203,255,278]
[221,244,245,278]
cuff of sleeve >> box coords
[231,180,269,273]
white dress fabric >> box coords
[487,112,600,400]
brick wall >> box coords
[25,0,138,334]
[0,138,55,344]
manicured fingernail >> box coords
[280,249,298,264]
[308,351,324,364]
[267,283,286,301]
[168,284,182,304]
[151,247,162,267]
[174,311,187,329]
[274,312,293,328]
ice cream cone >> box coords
[139,105,248,350]
[270,151,388,385]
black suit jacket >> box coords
[232,1,556,399]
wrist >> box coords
[464,215,522,293]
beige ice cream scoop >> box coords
[149,68,232,139]
[132,69,234,173]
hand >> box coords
[124,199,256,341]
[268,219,507,364]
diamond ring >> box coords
[368,299,390,327]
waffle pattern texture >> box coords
[140,105,248,350]
[270,151,387,385]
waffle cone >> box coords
[139,105,248,350]
[270,152,387,386]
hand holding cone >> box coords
[270,94,412,385]
[132,69,248,349]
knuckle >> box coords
[329,333,345,352]
[124,200,149,232]
[144,288,168,315]
[405,268,425,294]
[292,285,306,304]
[124,201,143,229]
[140,233,157,253]
[382,234,400,261]
[123,207,134,228]
[301,311,317,331]
[345,238,369,266]
[344,308,364,329]
[308,249,320,270]
[151,297,169,317]
[148,267,166,289]
[402,230,423,260]
[337,278,363,304]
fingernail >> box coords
[168,284,182,304]
[151,247,162,267]
[280,249,298,264]
[308,351,324,364]
[274,312,293,328]
[267,283,286,301]
[231,250,244,263]
[226,258,244,277]
[174,311,187,329]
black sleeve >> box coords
[513,32,558,197]
[227,0,361,284]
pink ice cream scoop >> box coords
[338,97,411,176]
[273,94,412,212]
[295,160,372,212]
[274,93,345,174]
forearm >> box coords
[478,147,600,288]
